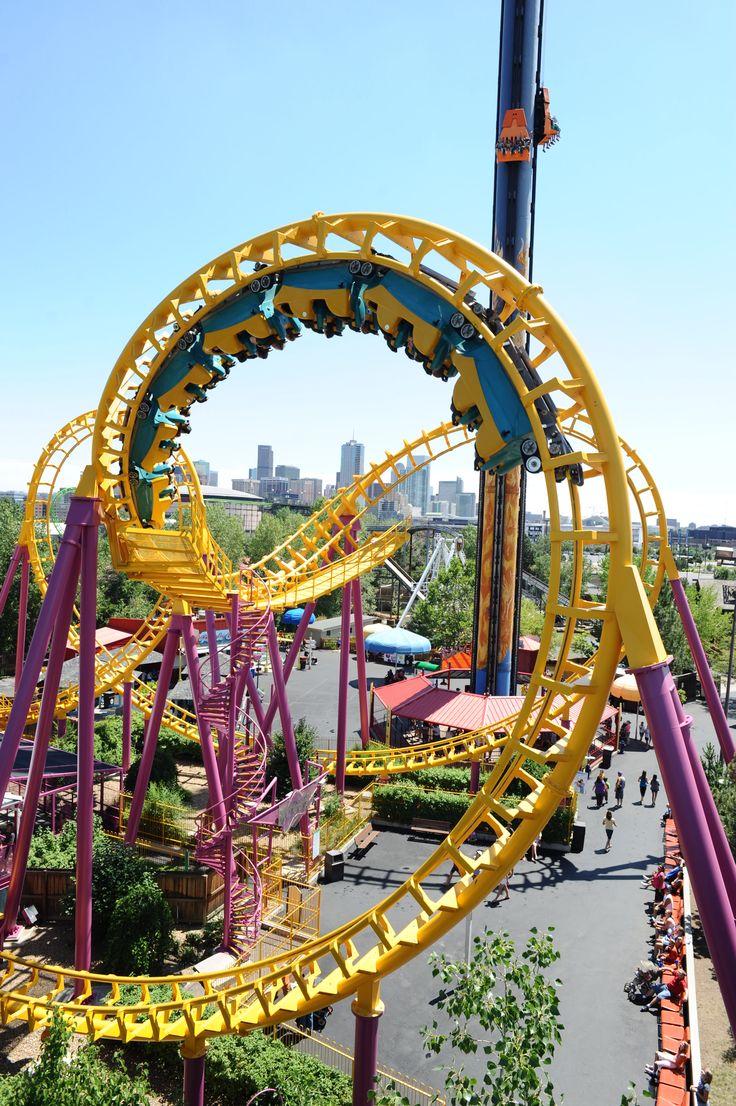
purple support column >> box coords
[14,547,30,690]
[57,717,67,742]
[0,544,21,617]
[180,617,226,829]
[266,617,303,792]
[352,985,384,1106]
[352,580,370,749]
[0,514,84,801]
[244,670,267,732]
[336,589,352,795]
[469,761,481,795]
[124,625,181,845]
[634,659,736,1037]
[181,1045,206,1106]
[669,576,735,763]
[205,609,221,686]
[1,555,80,939]
[122,681,132,774]
[679,707,736,914]
[76,508,99,979]
[262,602,316,737]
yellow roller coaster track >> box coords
[0,417,473,739]
[0,213,668,1050]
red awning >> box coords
[439,650,472,672]
[372,674,433,711]
[382,683,619,735]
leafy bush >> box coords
[138,780,191,844]
[268,717,318,797]
[0,1010,151,1106]
[88,837,153,940]
[28,816,106,870]
[373,780,571,843]
[373,783,473,826]
[322,793,343,820]
[104,877,175,974]
[124,745,178,792]
[206,1030,352,1106]
[402,765,486,792]
[176,916,224,967]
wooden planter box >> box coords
[22,868,224,927]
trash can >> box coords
[324,850,344,882]
[601,748,613,770]
[571,822,586,853]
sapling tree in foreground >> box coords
[373,928,564,1106]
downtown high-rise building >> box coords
[275,464,300,480]
[402,454,431,513]
[437,477,464,509]
[337,439,365,489]
[257,445,274,480]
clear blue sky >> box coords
[2,1,734,524]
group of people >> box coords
[631,850,712,1101]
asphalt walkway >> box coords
[314,700,722,1105]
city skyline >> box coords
[1,4,733,529]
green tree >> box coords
[0,498,43,675]
[268,717,318,797]
[0,1010,151,1106]
[245,507,309,567]
[104,876,175,973]
[373,928,563,1106]
[410,558,474,650]
[205,501,247,564]
[519,596,544,637]
[653,579,730,676]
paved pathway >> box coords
[313,700,723,1105]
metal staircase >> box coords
[193,573,274,955]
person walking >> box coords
[650,774,661,806]
[602,810,617,851]
[614,772,626,809]
[593,771,607,809]
[638,770,648,805]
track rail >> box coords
[0,213,668,1051]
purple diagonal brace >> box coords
[634,658,736,1037]
[262,602,315,737]
[180,616,226,830]
[669,576,735,763]
[1,547,81,939]
[0,543,21,617]
[0,506,87,802]
[336,587,352,794]
[352,580,370,749]
[75,503,99,977]
[14,547,30,690]
[124,623,181,845]
[205,609,221,686]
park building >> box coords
[288,477,323,506]
[232,479,262,496]
[179,484,264,533]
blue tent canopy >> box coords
[281,607,316,626]
[364,627,431,656]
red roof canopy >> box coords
[439,650,472,672]
[374,676,618,734]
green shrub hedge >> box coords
[373,780,573,844]
[206,1030,352,1106]
[373,783,474,826]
